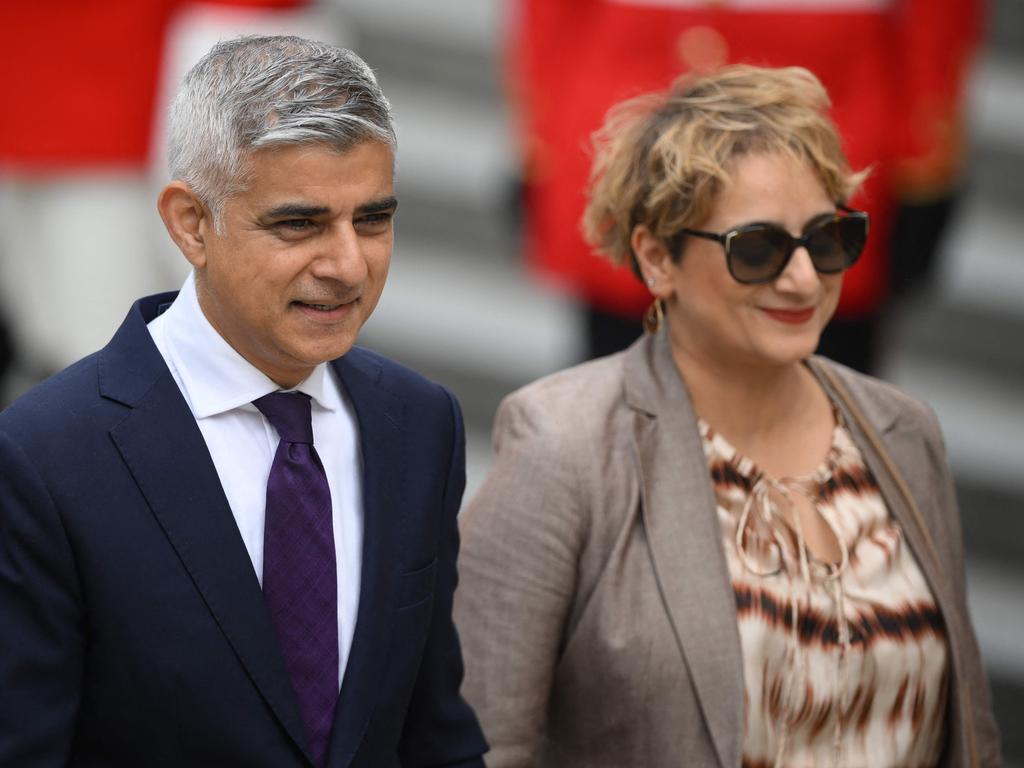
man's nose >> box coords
[311,224,367,284]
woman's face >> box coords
[661,151,843,370]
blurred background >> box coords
[1,0,1021,761]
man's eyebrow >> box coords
[261,203,331,220]
[356,196,398,216]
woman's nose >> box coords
[775,245,821,295]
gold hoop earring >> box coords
[643,298,664,333]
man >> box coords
[0,36,487,768]
[0,0,325,388]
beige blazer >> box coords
[454,329,1001,768]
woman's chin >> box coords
[749,332,822,368]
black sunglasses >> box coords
[672,205,870,285]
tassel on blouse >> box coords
[735,472,852,768]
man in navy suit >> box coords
[0,35,487,767]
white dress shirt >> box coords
[148,272,362,689]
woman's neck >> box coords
[669,329,826,455]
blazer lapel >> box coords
[811,360,971,766]
[101,296,312,765]
[872,421,961,630]
[624,331,744,768]
[326,349,406,768]
[808,360,957,632]
[807,360,937,568]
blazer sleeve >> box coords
[918,406,1003,766]
[398,388,489,768]
[0,428,84,766]
[454,391,587,768]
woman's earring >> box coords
[643,298,664,333]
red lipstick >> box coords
[761,307,815,325]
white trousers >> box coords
[0,175,188,374]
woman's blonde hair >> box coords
[582,65,868,272]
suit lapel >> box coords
[625,331,744,768]
[101,296,312,765]
[326,350,406,768]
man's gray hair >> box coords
[168,35,395,222]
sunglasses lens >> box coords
[806,216,868,273]
[838,215,868,265]
[727,226,792,283]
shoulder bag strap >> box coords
[809,357,979,767]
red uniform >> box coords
[0,0,314,377]
[509,0,981,320]
[0,0,307,171]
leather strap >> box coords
[808,358,979,768]
[809,359,941,571]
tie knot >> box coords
[253,391,314,444]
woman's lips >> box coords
[760,307,815,325]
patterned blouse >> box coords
[699,415,948,768]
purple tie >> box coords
[254,392,338,767]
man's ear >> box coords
[157,181,212,269]
[631,225,675,300]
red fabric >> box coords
[0,0,307,171]
[510,0,981,318]
[893,0,982,194]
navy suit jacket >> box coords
[0,293,488,767]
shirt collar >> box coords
[160,272,339,419]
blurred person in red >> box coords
[506,0,982,372]
[0,0,332,402]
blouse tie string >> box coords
[735,470,853,768]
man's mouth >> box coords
[291,299,355,320]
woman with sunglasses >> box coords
[454,65,1000,768]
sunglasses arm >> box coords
[680,228,727,245]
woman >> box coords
[454,66,1000,767]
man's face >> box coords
[193,141,395,388]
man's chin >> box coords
[297,334,360,366]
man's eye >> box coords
[278,219,314,231]
[356,213,393,232]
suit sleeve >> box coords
[453,392,586,768]
[0,428,84,766]
[918,407,1002,766]
[398,388,489,767]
